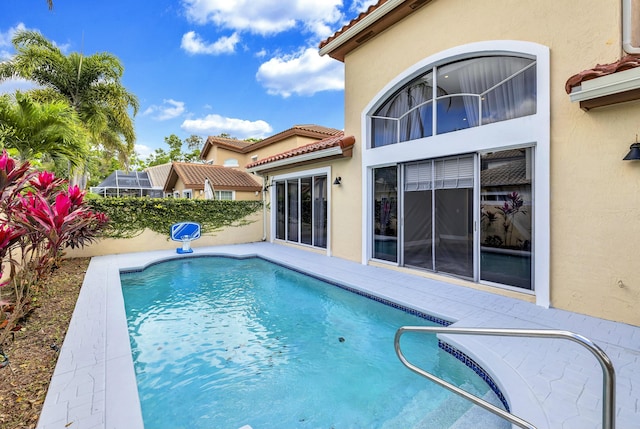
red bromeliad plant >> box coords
[0,150,108,345]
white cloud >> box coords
[349,0,379,13]
[0,77,38,94]
[181,0,343,38]
[180,31,240,55]
[181,114,273,139]
[143,99,186,120]
[256,47,344,97]
[134,143,154,159]
[1,23,26,61]
[0,23,26,48]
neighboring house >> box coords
[200,125,342,168]
[247,0,640,327]
[145,163,172,197]
[90,170,163,198]
[163,162,262,201]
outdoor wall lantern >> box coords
[333,176,342,185]
[623,137,640,160]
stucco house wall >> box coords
[330,0,640,325]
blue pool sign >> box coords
[171,222,201,254]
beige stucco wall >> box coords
[261,158,356,258]
[336,0,640,325]
[204,136,327,168]
[208,146,246,167]
[246,136,325,167]
[64,212,265,258]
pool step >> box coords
[411,390,510,429]
[448,391,510,429]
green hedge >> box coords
[87,198,262,239]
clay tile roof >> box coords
[565,55,640,94]
[243,124,342,151]
[319,0,387,50]
[200,125,342,159]
[203,136,255,153]
[481,159,529,187]
[165,162,261,193]
[246,132,356,170]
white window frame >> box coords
[182,189,193,199]
[361,41,550,307]
[215,190,235,200]
[270,166,332,256]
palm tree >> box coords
[0,92,88,166]
[0,30,139,168]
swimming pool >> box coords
[121,256,507,428]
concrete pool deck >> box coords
[37,242,639,429]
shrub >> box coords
[0,150,107,345]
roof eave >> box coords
[319,0,432,61]
[247,146,349,175]
[569,67,640,110]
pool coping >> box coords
[37,243,640,429]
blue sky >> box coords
[1,0,376,160]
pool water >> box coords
[121,257,504,428]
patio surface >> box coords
[37,242,640,429]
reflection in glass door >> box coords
[373,166,398,262]
[480,148,533,289]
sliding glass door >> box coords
[380,150,533,289]
[274,174,327,249]
[480,148,533,289]
[402,156,474,278]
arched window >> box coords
[371,56,536,147]
[363,42,550,306]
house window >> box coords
[183,190,192,199]
[274,174,328,249]
[371,55,536,147]
[215,190,234,200]
[223,158,239,167]
[365,42,548,299]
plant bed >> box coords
[0,258,88,429]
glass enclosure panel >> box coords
[373,166,398,262]
[287,181,299,242]
[276,182,286,240]
[313,176,327,248]
[300,177,313,245]
[403,190,433,269]
[480,148,533,289]
[434,188,473,278]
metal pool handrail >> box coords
[394,326,616,429]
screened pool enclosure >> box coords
[90,170,164,198]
